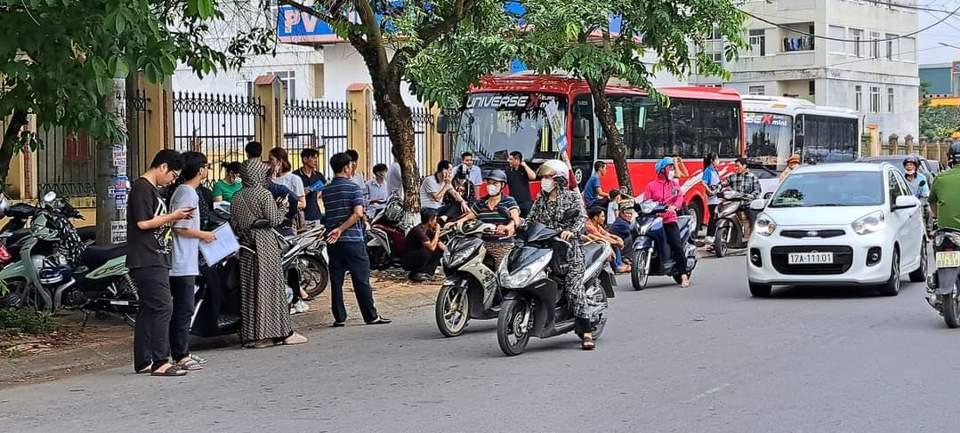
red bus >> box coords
[444,74,745,231]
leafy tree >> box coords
[920,82,960,140]
[0,0,274,190]
[279,0,518,210]
[520,0,746,194]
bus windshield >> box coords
[452,93,567,166]
[745,112,793,176]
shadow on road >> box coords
[765,282,918,300]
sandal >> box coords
[150,363,188,377]
[366,316,392,325]
[581,335,596,351]
[189,354,208,365]
[283,332,308,345]
[176,357,204,371]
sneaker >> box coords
[293,300,310,314]
[705,236,715,244]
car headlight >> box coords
[754,212,777,237]
[851,210,885,235]
[498,252,551,289]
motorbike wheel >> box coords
[909,237,928,283]
[943,293,960,329]
[631,250,650,291]
[368,246,391,271]
[299,256,330,299]
[713,221,728,258]
[497,299,531,356]
[575,284,608,340]
[435,280,470,337]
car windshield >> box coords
[769,171,884,208]
[451,93,567,167]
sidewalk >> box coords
[0,270,441,388]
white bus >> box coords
[742,96,861,193]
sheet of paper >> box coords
[199,223,241,265]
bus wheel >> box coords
[685,202,703,237]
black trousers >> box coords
[402,248,442,275]
[131,267,173,370]
[664,222,688,276]
[328,242,379,323]
[169,276,196,362]
[707,204,718,236]
[517,200,532,218]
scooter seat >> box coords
[583,243,609,266]
[81,244,127,269]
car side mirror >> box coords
[893,195,920,211]
[436,115,450,134]
[573,118,589,139]
[750,198,766,211]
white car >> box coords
[746,162,927,297]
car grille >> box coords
[771,245,853,275]
[780,229,846,239]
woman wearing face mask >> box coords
[450,170,520,268]
[527,160,606,351]
[643,157,690,288]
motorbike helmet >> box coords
[902,155,921,169]
[655,157,675,175]
[537,159,569,182]
[483,169,508,184]
[950,141,960,166]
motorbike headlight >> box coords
[754,212,777,237]
[851,210,885,236]
[498,252,551,289]
[442,246,476,269]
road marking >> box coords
[684,383,731,403]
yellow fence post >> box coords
[425,105,442,172]
[346,83,373,175]
[140,74,174,159]
[254,75,284,150]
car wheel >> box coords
[909,237,928,283]
[749,281,772,298]
[879,248,901,296]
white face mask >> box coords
[667,169,675,179]
[486,184,501,196]
[541,178,556,193]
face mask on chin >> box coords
[541,178,556,193]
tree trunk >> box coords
[587,77,632,195]
[95,78,127,245]
[0,109,30,195]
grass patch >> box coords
[0,308,59,335]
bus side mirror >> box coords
[573,118,589,139]
[436,115,450,134]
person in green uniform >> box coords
[931,143,960,230]
[212,162,243,203]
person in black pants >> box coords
[127,150,193,377]
[402,208,446,282]
[322,152,391,327]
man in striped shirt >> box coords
[323,152,391,327]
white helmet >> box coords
[537,159,569,182]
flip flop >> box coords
[581,336,596,351]
[150,364,188,377]
[366,316,392,325]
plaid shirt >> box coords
[725,171,761,197]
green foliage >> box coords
[0,0,275,145]
[919,82,960,140]
[0,308,58,335]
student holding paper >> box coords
[167,151,217,371]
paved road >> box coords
[2,256,956,433]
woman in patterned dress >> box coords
[231,159,308,348]
[526,159,607,351]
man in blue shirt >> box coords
[323,152,391,327]
[583,161,609,207]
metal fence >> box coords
[282,99,352,178]
[172,92,264,170]
[372,106,431,176]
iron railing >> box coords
[282,99,353,178]
[172,92,265,170]
[373,106,431,177]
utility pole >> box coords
[95,77,129,245]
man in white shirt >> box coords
[456,152,483,187]
[366,163,390,218]
[346,149,366,189]
[387,159,404,199]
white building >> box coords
[693,0,920,140]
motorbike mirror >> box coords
[749,199,766,211]
[43,191,57,203]
[763,192,773,200]
[920,180,927,188]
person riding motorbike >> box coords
[930,143,960,230]
[723,157,761,240]
[526,159,605,351]
[642,157,690,288]
[449,169,520,269]
[903,156,930,199]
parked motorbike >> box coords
[927,228,960,328]
[629,200,699,290]
[0,192,137,326]
[366,195,409,270]
[495,213,617,356]
[434,220,502,337]
[0,194,96,246]
[712,189,755,258]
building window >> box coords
[870,86,880,113]
[829,26,846,54]
[850,29,864,58]
[747,29,766,57]
[272,71,297,101]
[809,81,815,96]
[748,85,766,96]
[870,32,881,59]
[901,37,916,62]
[885,33,897,60]
[704,27,725,63]
[855,85,863,111]
[238,80,254,98]
[887,88,895,112]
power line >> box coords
[859,0,957,13]
[741,3,960,43]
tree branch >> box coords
[418,0,476,47]
[353,0,390,76]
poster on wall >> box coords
[110,221,126,244]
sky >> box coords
[917,1,960,65]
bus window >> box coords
[600,95,669,159]
[698,102,740,158]
[572,94,595,161]
[671,99,699,158]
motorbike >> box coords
[927,228,960,328]
[434,220,502,337]
[712,189,755,258]
[629,200,699,291]
[0,195,96,246]
[495,212,617,356]
[366,195,409,270]
[0,192,138,326]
